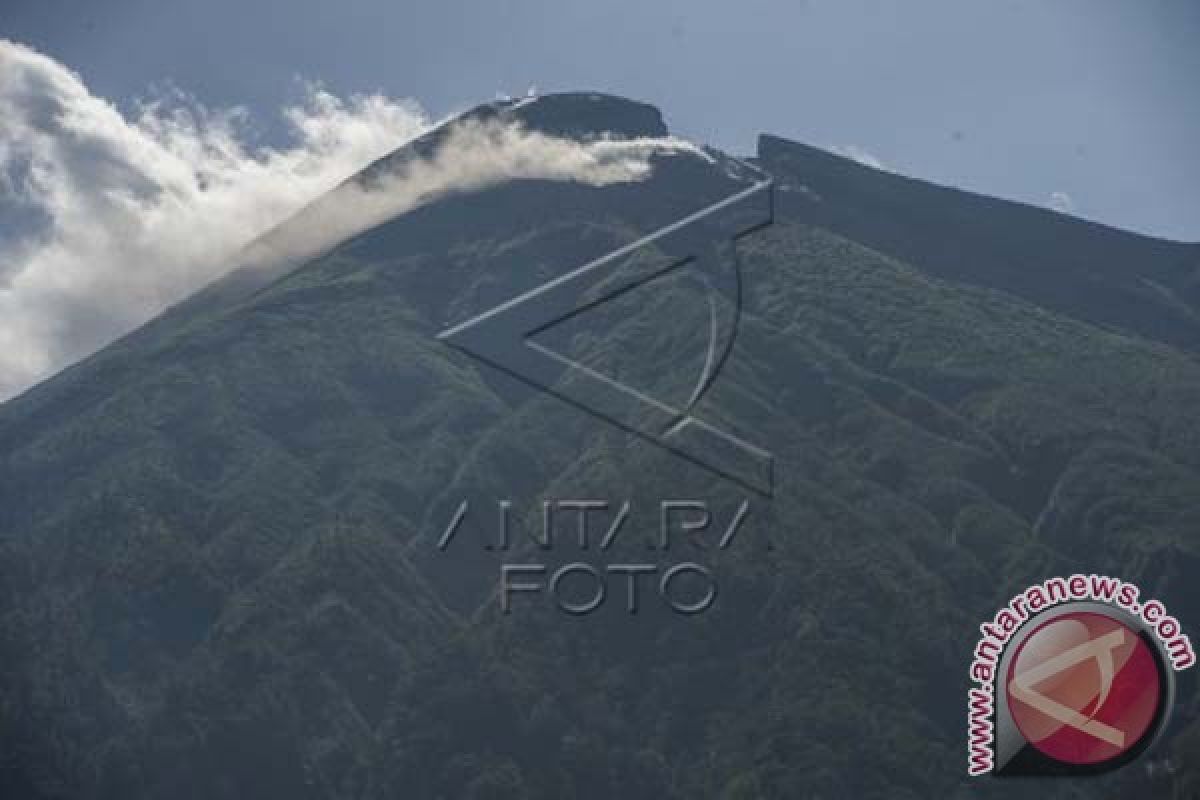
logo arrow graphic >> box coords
[1008,628,1128,748]
[439,176,775,495]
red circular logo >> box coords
[1006,611,1163,766]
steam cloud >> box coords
[251,113,711,274]
[0,40,704,400]
[831,144,890,172]
[1049,190,1076,214]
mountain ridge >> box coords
[1,92,1197,799]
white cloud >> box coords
[0,40,704,400]
[0,40,429,399]
[1048,190,1075,214]
[831,144,890,172]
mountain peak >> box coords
[500,91,669,139]
[345,92,671,197]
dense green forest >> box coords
[1,93,1197,798]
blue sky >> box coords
[4,0,1198,241]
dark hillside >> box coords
[1,94,1196,799]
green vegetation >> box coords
[1,94,1197,798]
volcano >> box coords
[1,92,1198,799]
